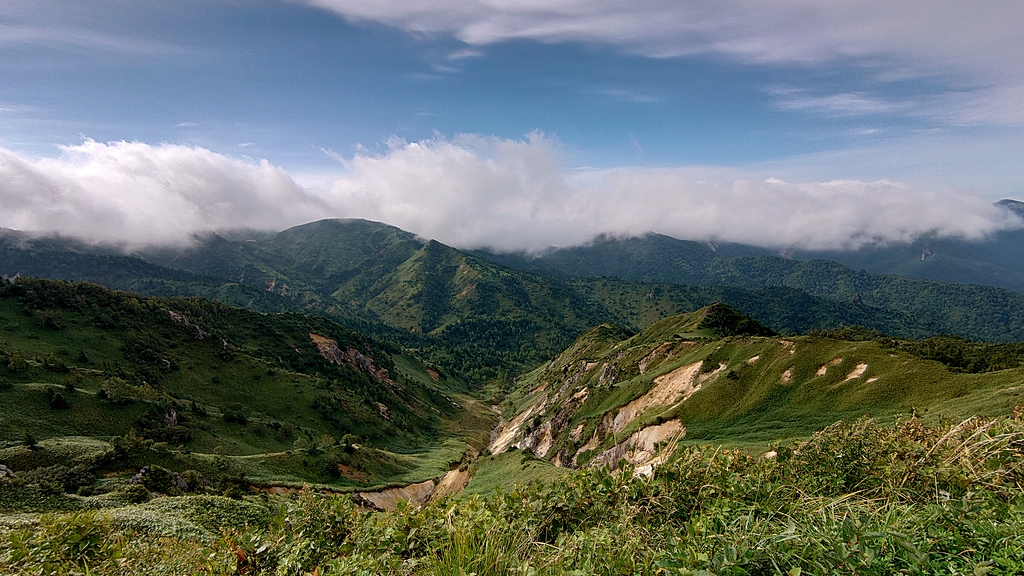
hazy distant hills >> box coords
[4,216,1024,381]
[481,198,1024,295]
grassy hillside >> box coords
[0,278,494,496]
[490,304,1024,472]
[4,413,1022,574]
[571,276,935,338]
[10,220,1023,386]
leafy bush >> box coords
[98,377,160,405]
[46,389,70,410]
[3,511,124,574]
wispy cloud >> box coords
[446,48,483,61]
[0,23,187,56]
[595,88,660,104]
[3,134,1017,251]
[297,0,1024,126]
[770,88,911,116]
[0,102,38,114]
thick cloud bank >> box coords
[1,136,1020,251]
[328,134,1022,251]
[0,140,330,247]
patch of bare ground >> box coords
[353,479,435,511]
[431,468,471,500]
[698,362,728,385]
[589,419,685,475]
[816,357,842,376]
[781,368,793,383]
[843,363,869,382]
[488,396,547,455]
[612,361,703,434]
[746,355,760,365]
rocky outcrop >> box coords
[352,479,436,511]
[588,419,685,475]
[309,333,392,382]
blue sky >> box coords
[1,0,1023,250]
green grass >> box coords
[461,450,572,497]
[6,414,1022,575]
[0,278,501,491]
[497,307,1024,467]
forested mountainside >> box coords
[480,198,1024,295]
[6,219,1024,388]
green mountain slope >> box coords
[7,218,1024,387]
[489,304,1024,471]
[481,230,1024,342]
[0,278,494,491]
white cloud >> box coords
[295,0,1024,125]
[322,133,1021,251]
[2,135,1020,252]
[0,140,330,247]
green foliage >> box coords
[884,335,1024,373]
[98,377,160,404]
[3,511,124,574]
[45,388,70,410]
[0,414,1022,574]
[488,232,1024,343]
[119,482,151,504]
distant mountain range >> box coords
[4,210,1024,382]
[481,198,1024,295]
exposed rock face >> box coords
[352,479,435,511]
[613,361,702,434]
[0,464,15,479]
[489,397,547,455]
[515,386,591,459]
[309,333,392,382]
[589,419,685,474]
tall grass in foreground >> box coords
[3,412,1024,575]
